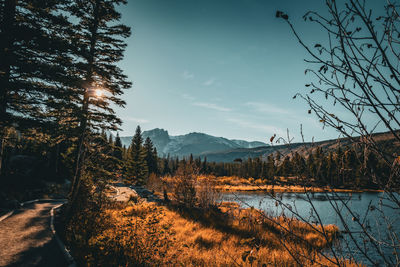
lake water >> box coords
[221,191,400,266]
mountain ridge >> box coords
[199,130,400,162]
[119,128,268,158]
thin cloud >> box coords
[227,117,286,137]
[182,93,195,101]
[122,117,149,124]
[193,102,232,112]
[182,70,194,80]
[245,102,290,115]
[203,78,216,86]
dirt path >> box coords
[0,201,68,267]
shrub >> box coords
[197,176,220,209]
[146,173,163,193]
[171,163,197,207]
[62,179,116,266]
[90,204,173,266]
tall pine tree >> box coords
[67,0,131,210]
[114,132,123,161]
[126,126,148,184]
[143,136,158,175]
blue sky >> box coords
[114,0,377,142]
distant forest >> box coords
[158,146,387,190]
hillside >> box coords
[200,131,400,162]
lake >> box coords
[221,191,400,266]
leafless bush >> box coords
[257,1,400,265]
[197,176,220,209]
[171,163,198,207]
[146,172,163,193]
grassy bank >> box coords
[66,198,357,266]
[195,175,383,193]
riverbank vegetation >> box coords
[198,175,383,193]
[63,191,346,266]
[60,161,350,266]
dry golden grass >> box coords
[91,201,358,266]
[188,175,382,193]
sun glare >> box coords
[94,88,103,98]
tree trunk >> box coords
[69,96,89,205]
[64,0,100,223]
[0,0,17,177]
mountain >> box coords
[119,128,268,158]
[200,130,400,162]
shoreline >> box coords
[214,184,383,193]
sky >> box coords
[114,0,379,143]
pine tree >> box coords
[152,147,159,173]
[275,151,282,176]
[126,126,148,184]
[114,132,123,161]
[85,130,118,181]
[306,152,315,179]
[195,157,202,171]
[173,157,179,174]
[254,157,262,179]
[189,154,194,165]
[261,161,268,180]
[326,152,336,186]
[202,157,208,174]
[281,156,292,177]
[365,151,378,187]
[144,136,158,174]
[0,0,75,176]
[67,0,131,207]
[318,156,328,185]
[291,152,306,181]
[161,157,170,175]
[266,154,275,181]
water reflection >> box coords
[221,191,400,266]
